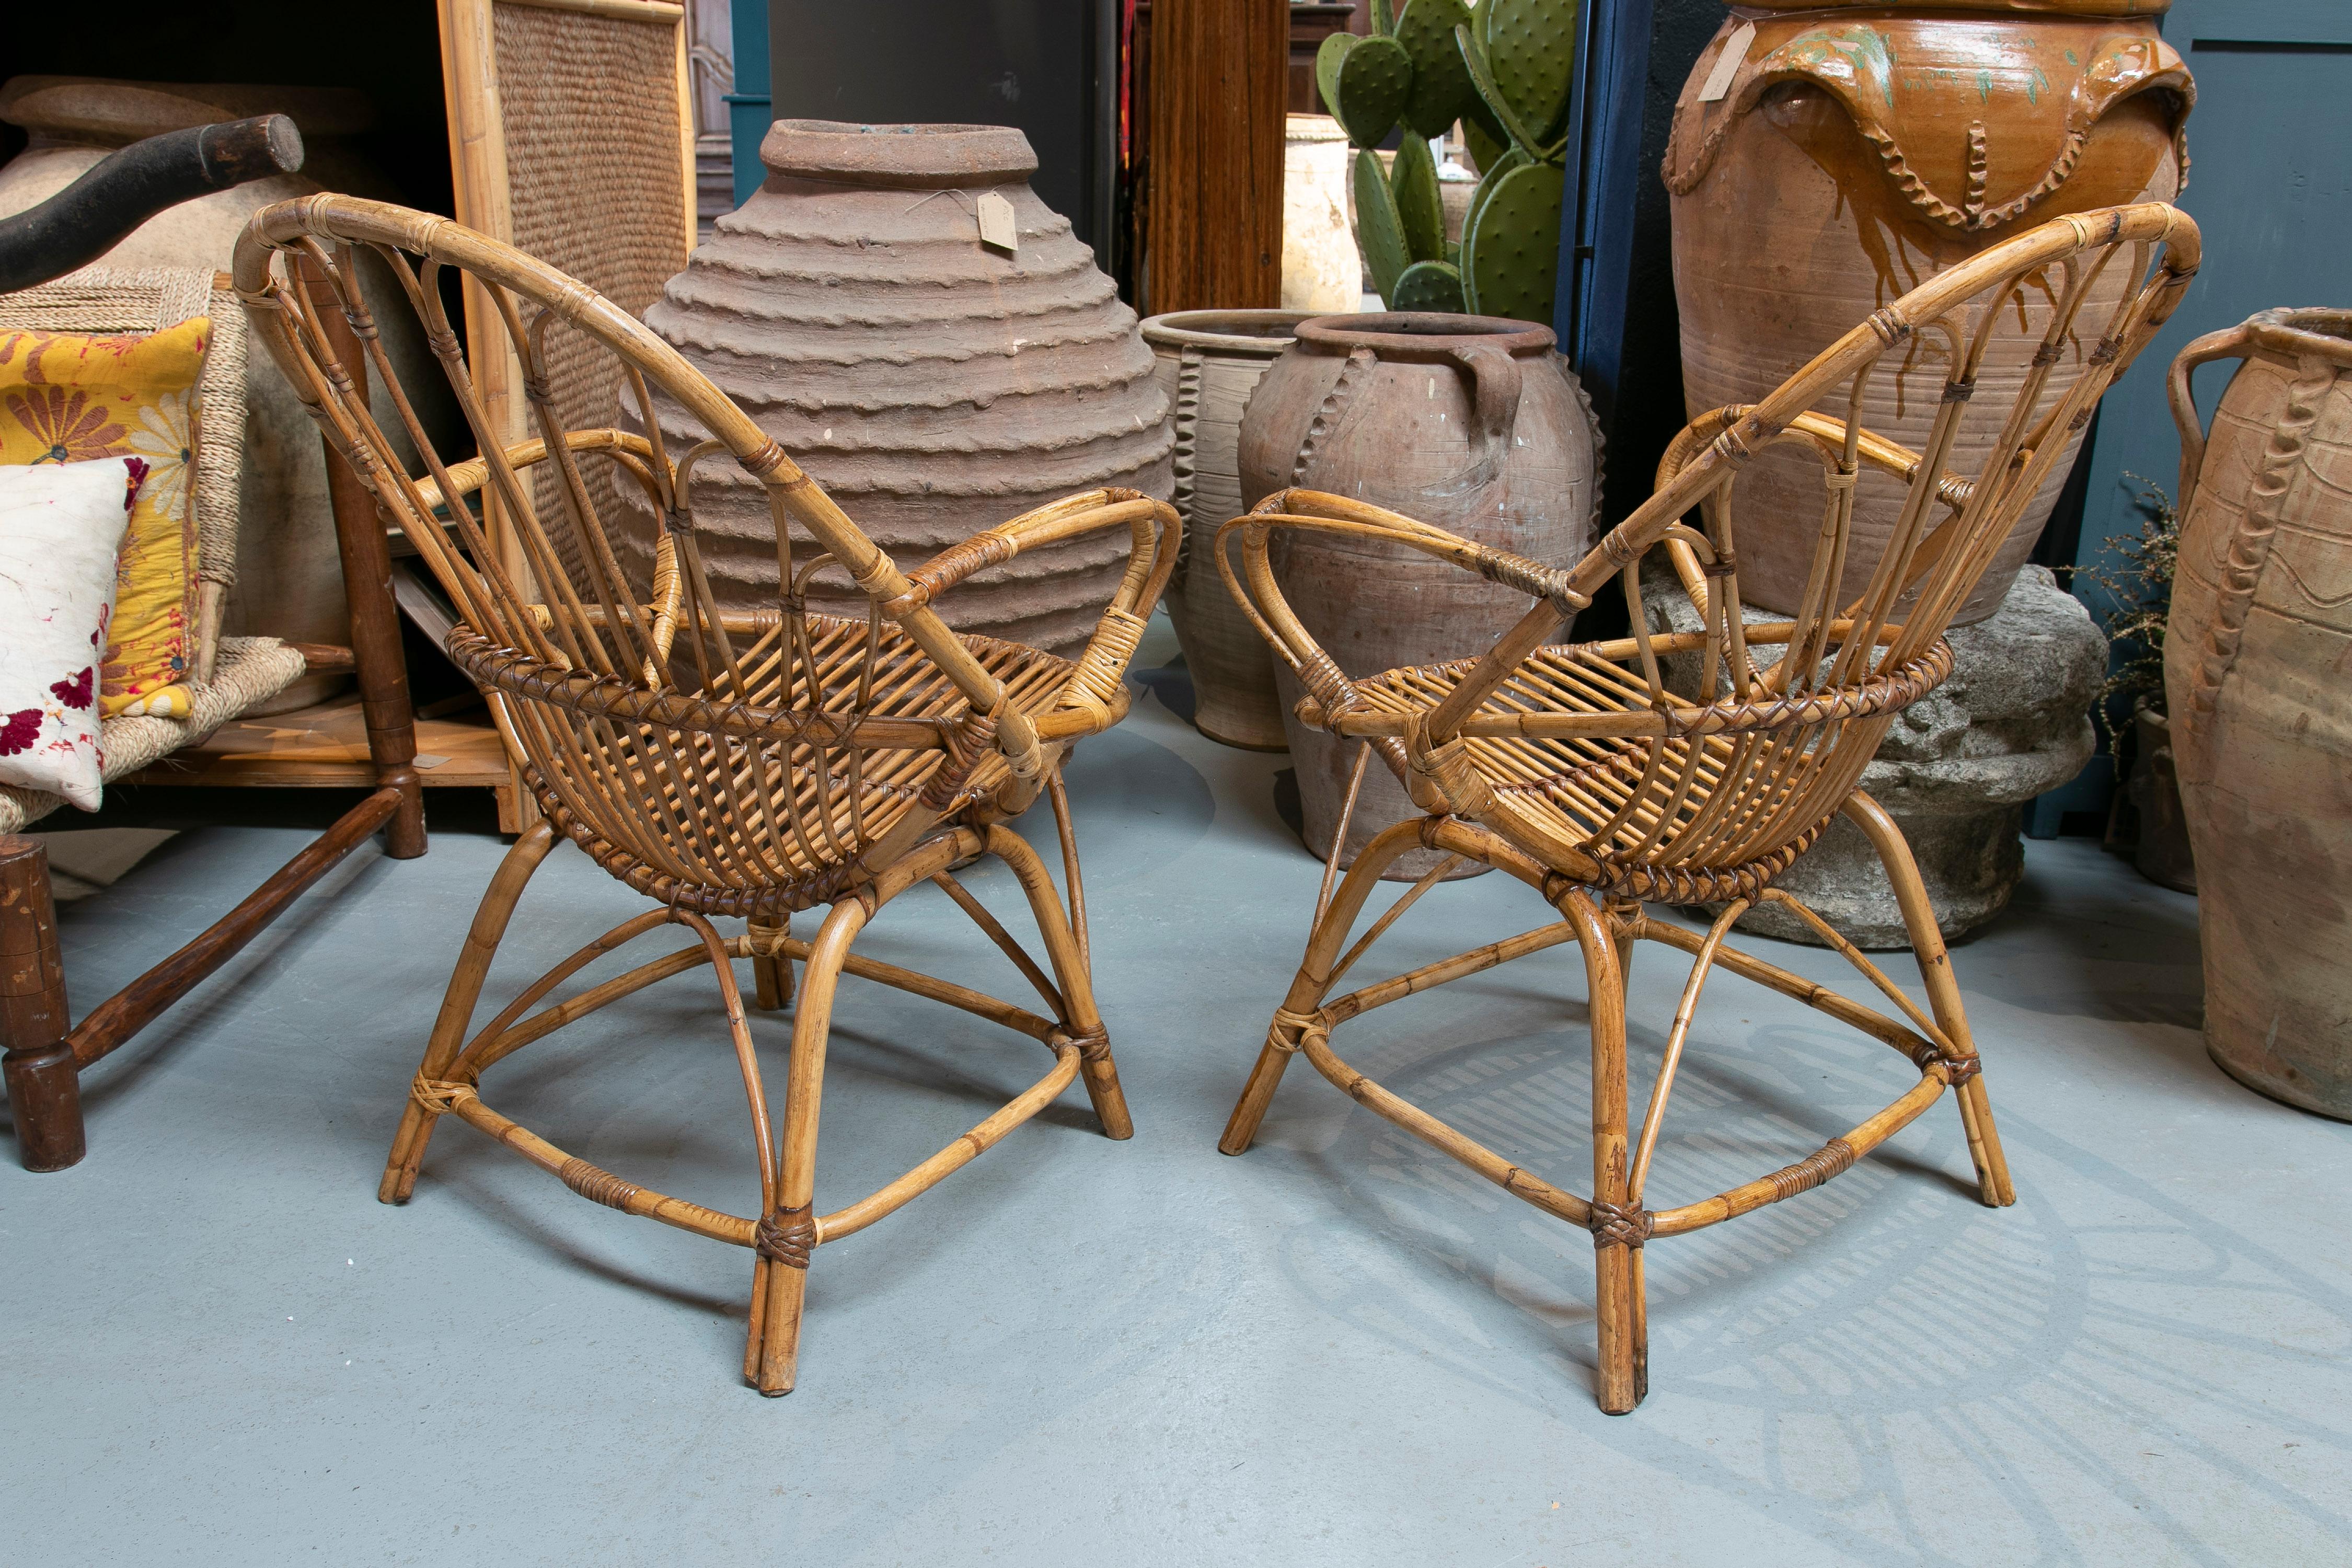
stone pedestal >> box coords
[1642,564,2106,949]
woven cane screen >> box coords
[492,1,688,592]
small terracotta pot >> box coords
[2166,308,2352,1120]
[2124,702,2196,894]
[1238,312,1602,878]
[1667,2,2192,625]
[1140,310,1308,749]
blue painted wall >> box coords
[729,0,771,207]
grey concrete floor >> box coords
[6,632,2351,1567]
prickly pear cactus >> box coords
[1392,260,1468,313]
[1317,0,1581,323]
[1353,148,1413,303]
[1452,1,1578,325]
[1461,159,1565,325]
[1395,0,1481,140]
[1390,133,1447,265]
[1320,33,1414,149]
[1480,0,1577,148]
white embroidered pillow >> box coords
[0,457,144,810]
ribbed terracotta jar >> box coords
[1667,0,2193,624]
[635,121,1172,655]
[1140,309,1308,749]
[1239,313,1601,879]
[2165,309,2352,1121]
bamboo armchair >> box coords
[232,194,1177,1395]
[1215,204,2200,1413]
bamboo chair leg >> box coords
[748,895,868,1396]
[380,821,559,1204]
[1841,791,2015,1208]
[1220,816,1433,1156]
[748,914,792,1011]
[1562,887,1645,1414]
[982,825,1131,1139]
[1606,895,1641,994]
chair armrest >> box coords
[408,428,660,513]
[896,487,1182,736]
[1213,488,1590,733]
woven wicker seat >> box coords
[233,195,1175,1396]
[1215,204,2202,1413]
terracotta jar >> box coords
[2165,309,2352,1120]
[637,121,1172,656]
[1282,115,1358,315]
[1140,309,1308,749]
[1239,313,1602,878]
[1666,1,2193,624]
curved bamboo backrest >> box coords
[232,194,1173,913]
[1227,204,2200,894]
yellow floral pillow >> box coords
[0,318,207,719]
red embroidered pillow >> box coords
[0,457,144,809]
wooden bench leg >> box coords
[1,836,83,1172]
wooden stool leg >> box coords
[1842,792,2015,1208]
[748,914,792,1010]
[1220,817,1431,1156]
[984,825,1131,1139]
[380,821,558,1203]
[1,837,82,1172]
[1565,889,1645,1413]
[306,247,427,862]
[749,895,866,1396]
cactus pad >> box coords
[1353,148,1413,304]
[1460,144,1530,253]
[1392,260,1468,314]
[1482,0,1578,148]
[1462,98,1508,178]
[1316,33,1357,133]
[1461,159,1564,325]
[1328,34,1413,148]
[1395,0,1480,140]
[1390,132,1447,265]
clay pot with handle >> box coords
[1140,309,1309,750]
[1237,312,1601,878]
[2165,309,2352,1121]
[1667,0,2194,625]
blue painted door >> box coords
[2045,0,2352,827]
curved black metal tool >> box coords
[0,113,304,293]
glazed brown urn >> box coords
[633,121,1173,655]
[1239,313,1602,878]
[1667,1,2193,624]
[2165,309,2352,1121]
[1140,309,1309,750]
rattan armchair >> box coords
[1214,204,2200,1413]
[233,194,1176,1394]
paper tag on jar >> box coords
[1698,21,1756,104]
[977,192,1018,255]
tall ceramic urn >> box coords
[2166,310,2352,1121]
[1239,313,1602,879]
[1140,309,1308,749]
[637,121,1173,655]
[1667,1,2193,622]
